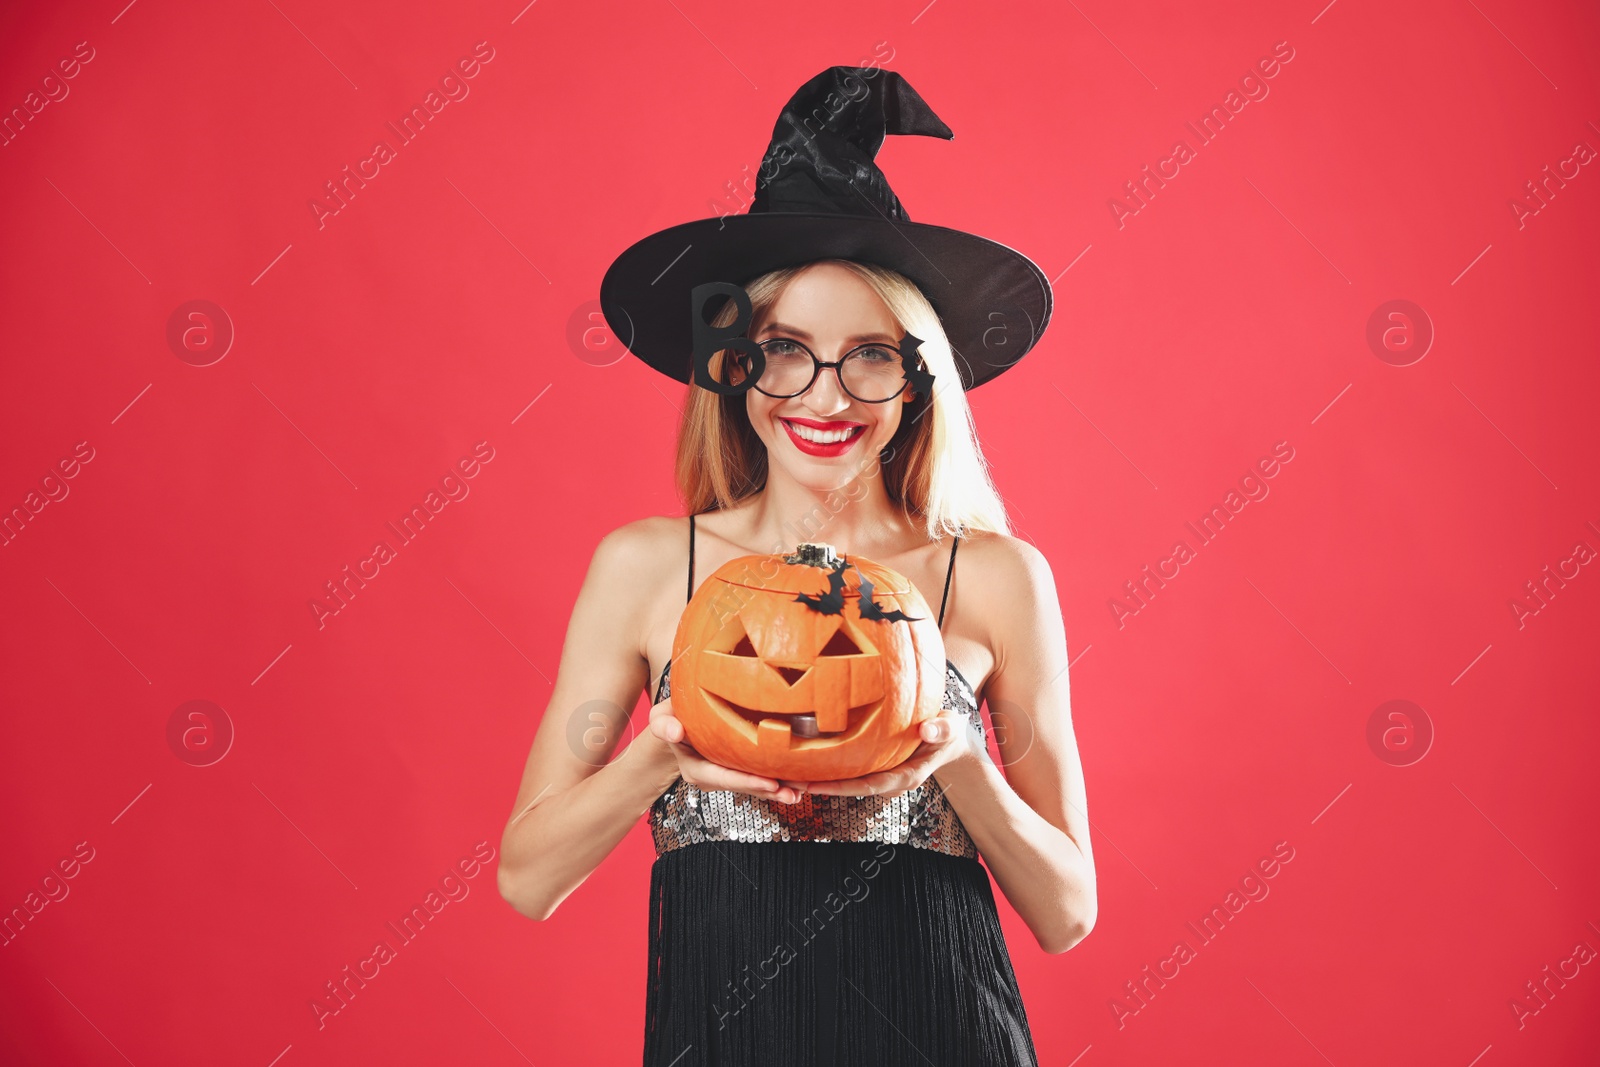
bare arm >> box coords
[496,522,680,920]
[793,537,1097,952]
[497,520,805,921]
[937,538,1097,953]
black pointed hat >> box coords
[599,66,1052,392]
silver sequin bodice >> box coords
[649,660,982,860]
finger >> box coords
[749,782,804,804]
[727,774,803,804]
[807,777,868,795]
[648,715,683,744]
[814,766,925,798]
[923,710,965,743]
[889,771,926,797]
[694,764,785,798]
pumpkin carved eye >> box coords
[670,543,945,782]
[819,630,861,656]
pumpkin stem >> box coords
[785,543,841,568]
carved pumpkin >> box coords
[671,542,946,781]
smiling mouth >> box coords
[780,418,867,452]
[782,418,865,444]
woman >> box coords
[498,68,1095,1065]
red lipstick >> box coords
[778,417,867,458]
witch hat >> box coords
[599,66,1052,392]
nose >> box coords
[797,360,852,414]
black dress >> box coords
[643,518,1039,1066]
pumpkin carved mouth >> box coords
[705,693,884,739]
[696,615,885,750]
[706,628,879,738]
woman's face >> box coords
[744,263,911,491]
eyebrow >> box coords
[757,322,899,345]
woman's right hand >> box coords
[648,697,807,805]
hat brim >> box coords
[599,213,1052,392]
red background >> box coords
[3,0,1598,1063]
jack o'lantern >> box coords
[671,542,946,781]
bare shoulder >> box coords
[588,511,688,588]
[572,515,691,662]
[957,529,1058,598]
[957,531,1068,687]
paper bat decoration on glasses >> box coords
[690,281,935,400]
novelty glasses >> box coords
[714,337,913,403]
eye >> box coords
[850,345,900,364]
[731,635,758,656]
[761,338,806,357]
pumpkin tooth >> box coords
[756,717,792,751]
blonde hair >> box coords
[674,259,1011,541]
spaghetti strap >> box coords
[937,534,960,630]
[686,514,697,605]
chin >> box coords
[776,458,866,494]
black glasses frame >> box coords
[736,337,915,404]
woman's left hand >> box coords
[791,704,983,799]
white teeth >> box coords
[785,420,859,445]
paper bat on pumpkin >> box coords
[794,558,924,623]
[793,557,850,615]
[856,572,923,623]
